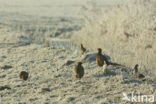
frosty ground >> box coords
[0,0,156,104]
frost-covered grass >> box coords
[0,0,155,104]
[71,0,156,78]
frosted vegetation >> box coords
[0,0,156,103]
[72,0,156,78]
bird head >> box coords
[81,44,83,47]
[134,64,139,73]
[97,48,102,54]
[78,62,82,66]
[135,64,139,67]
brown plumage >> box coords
[80,44,86,54]
[74,62,84,79]
[96,48,123,67]
[19,71,29,80]
[133,64,146,81]
[96,48,109,67]
[134,74,145,79]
